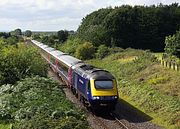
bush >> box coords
[58,38,84,55]
[0,44,47,85]
[96,45,109,59]
[75,42,95,60]
[165,30,180,57]
[0,38,6,50]
[0,77,88,129]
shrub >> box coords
[96,45,109,59]
[0,77,88,129]
[165,30,180,57]
[0,44,47,85]
[75,42,95,60]
[109,47,124,54]
[58,38,84,55]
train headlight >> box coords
[92,96,100,100]
[112,96,118,99]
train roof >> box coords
[44,47,55,52]
[90,70,115,80]
[73,64,115,80]
[40,45,48,49]
[56,55,82,67]
[31,40,39,45]
[50,50,65,57]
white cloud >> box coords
[0,0,179,31]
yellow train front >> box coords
[71,64,119,110]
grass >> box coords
[87,48,180,129]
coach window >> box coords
[61,64,68,76]
[50,56,56,65]
[57,62,68,77]
[57,62,63,71]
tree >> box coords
[32,34,41,41]
[0,38,6,50]
[6,36,19,45]
[24,30,32,37]
[57,30,69,43]
[164,30,180,57]
[77,4,180,51]
[75,42,95,60]
[11,28,22,36]
[0,32,10,39]
[0,44,47,85]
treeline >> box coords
[77,3,180,51]
[0,31,23,45]
[32,30,75,47]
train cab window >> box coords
[94,80,113,89]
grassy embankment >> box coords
[87,48,180,129]
[0,77,89,129]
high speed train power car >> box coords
[30,40,119,110]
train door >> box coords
[74,74,78,90]
[67,67,73,86]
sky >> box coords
[0,0,179,31]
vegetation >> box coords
[75,42,95,60]
[77,4,180,51]
[0,31,22,46]
[24,30,32,37]
[0,43,47,85]
[57,30,69,43]
[32,30,74,48]
[96,45,110,59]
[0,77,88,129]
[165,30,180,57]
[10,29,22,36]
[58,38,83,55]
[87,49,179,129]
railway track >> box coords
[89,108,134,129]
[110,112,130,129]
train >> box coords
[30,40,119,110]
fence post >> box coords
[161,59,163,65]
[177,64,179,71]
[171,62,175,70]
[168,62,171,68]
[175,63,178,71]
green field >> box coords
[87,49,180,129]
